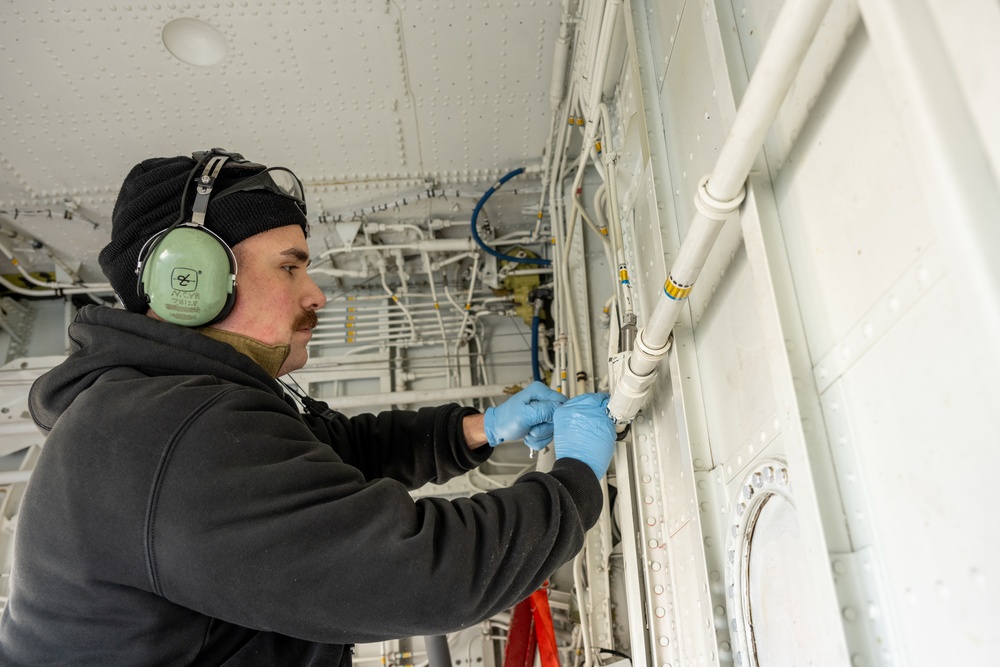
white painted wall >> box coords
[610,0,1000,664]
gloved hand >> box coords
[483,381,568,448]
[553,393,617,479]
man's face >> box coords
[217,224,327,376]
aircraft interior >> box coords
[1,0,998,664]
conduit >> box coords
[0,229,112,294]
[550,0,623,397]
[317,238,479,258]
[317,383,515,410]
[549,0,574,112]
[608,0,834,422]
[0,470,31,485]
[598,102,635,323]
[0,273,112,298]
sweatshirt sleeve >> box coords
[148,388,602,644]
[300,403,491,489]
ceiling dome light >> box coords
[161,18,227,67]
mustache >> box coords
[294,310,318,330]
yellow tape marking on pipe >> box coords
[664,275,692,300]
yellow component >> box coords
[600,227,608,236]
[347,295,355,301]
[550,237,556,245]
[619,268,629,282]
[347,336,355,343]
[595,141,602,152]
[434,302,440,310]
[567,116,575,125]
[347,306,355,312]
[664,275,693,300]
[346,322,354,329]
[10,258,19,266]
[347,315,355,321]
[0,272,56,292]
[391,294,399,302]
[464,303,471,311]
[501,248,544,325]
[576,118,584,126]
[537,210,543,219]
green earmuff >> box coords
[138,224,237,327]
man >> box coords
[0,151,617,666]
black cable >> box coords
[596,648,632,662]
[279,376,338,422]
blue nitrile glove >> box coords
[483,381,568,448]
[553,393,616,478]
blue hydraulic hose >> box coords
[531,314,542,382]
[471,168,552,266]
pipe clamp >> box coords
[695,174,746,221]
[635,328,671,359]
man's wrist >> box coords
[462,413,489,449]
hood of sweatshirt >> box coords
[29,305,284,433]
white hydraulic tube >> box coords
[585,0,622,134]
[317,383,516,410]
[311,267,375,279]
[580,0,608,106]
[608,0,834,422]
[0,272,112,297]
[317,238,479,259]
[549,0,574,111]
[497,268,554,277]
[556,0,619,395]
[0,470,32,485]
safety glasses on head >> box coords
[212,167,307,219]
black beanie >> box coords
[99,154,308,313]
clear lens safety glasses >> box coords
[212,167,307,218]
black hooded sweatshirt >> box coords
[0,306,601,666]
